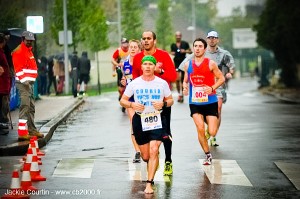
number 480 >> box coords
[144,116,158,123]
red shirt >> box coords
[189,58,215,94]
[132,49,176,84]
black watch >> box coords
[163,101,167,108]
[160,69,164,75]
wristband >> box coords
[163,101,167,108]
[211,86,214,92]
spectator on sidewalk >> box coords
[0,30,15,130]
[37,56,48,95]
[0,33,10,131]
[70,51,79,98]
[53,58,65,94]
[47,55,57,95]
[11,31,44,141]
[77,51,91,97]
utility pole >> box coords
[63,0,69,94]
[192,0,196,41]
[117,0,121,45]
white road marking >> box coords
[53,158,94,178]
[275,161,300,190]
[96,98,111,102]
[200,159,252,187]
[128,159,170,182]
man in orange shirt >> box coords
[112,38,129,112]
[12,31,44,141]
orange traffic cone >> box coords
[19,147,34,172]
[32,136,45,156]
[29,140,42,165]
[30,155,46,182]
[20,163,37,192]
[1,169,30,199]
[23,148,33,170]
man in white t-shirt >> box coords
[120,55,174,194]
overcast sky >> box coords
[216,0,247,17]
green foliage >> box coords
[254,0,300,87]
[156,0,173,50]
[214,7,257,52]
[87,86,118,96]
[121,0,143,40]
[50,0,109,52]
[51,0,85,50]
[80,0,109,52]
[197,0,217,32]
[0,0,25,30]
[169,0,216,34]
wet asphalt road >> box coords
[0,78,300,199]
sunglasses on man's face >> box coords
[207,37,218,40]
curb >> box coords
[0,99,85,156]
[264,91,300,104]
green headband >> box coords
[142,55,157,65]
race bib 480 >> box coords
[141,111,162,131]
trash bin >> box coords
[9,77,19,110]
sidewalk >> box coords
[260,87,300,104]
[0,96,84,156]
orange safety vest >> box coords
[12,42,38,83]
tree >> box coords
[0,0,24,30]
[196,0,217,32]
[214,7,257,53]
[121,0,143,40]
[50,0,109,53]
[50,0,86,51]
[156,0,173,50]
[80,0,109,52]
[254,0,300,87]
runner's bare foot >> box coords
[144,180,154,194]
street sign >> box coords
[58,30,73,45]
[232,28,258,49]
[26,16,44,33]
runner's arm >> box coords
[182,61,189,96]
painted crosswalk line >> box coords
[275,161,300,190]
[53,158,94,178]
[128,159,171,182]
[199,159,252,186]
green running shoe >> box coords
[205,129,211,140]
[164,161,173,176]
[210,137,219,146]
